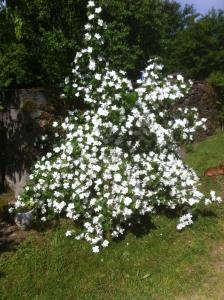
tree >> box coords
[164,9,224,80]
[0,0,197,88]
[0,0,87,88]
[100,0,197,79]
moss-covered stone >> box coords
[21,100,38,113]
[22,100,38,112]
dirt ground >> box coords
[0,191,27,253]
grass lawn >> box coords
[1,133,224,299]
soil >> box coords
[0,220,27,253]
[0,191,27,253]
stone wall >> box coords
[0,88,61,198]
[176,81,219,140]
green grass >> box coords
[186,131,224,195]
[1,133,224,300]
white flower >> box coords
[102,240,109,247]
[8,207,14,213]
[95,7,102,14]
[98,107,108,116]
[177,74,184,82]
[205,198,212,205]
[85,33,91,41]
[89,59,96,71]
[98,19,103,26]
[114,173,122,182]
[124,197,132,206]
[92,246,100,253]
[88,14,95,20]
[85,24,92,30]
[65,230,72,237]
[46,152,52,158]
[87,46,93,53]
[210,190,216,199]
[88,1,95,7]
[217,197,222,203]
[177,223,183,230]
[95,73,101,80]
[177,213,193,230]
[53,147,60,153]
[94,33,101,40]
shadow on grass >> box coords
[51,205,218,243]
[31,219,60,233]
[156,204,217,220]
[128,214,156,238]
[0,202,219,257]
[194,208,217,218]
[113,214,157,242]
[156,205,181,219]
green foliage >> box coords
[0,43,30,87]
[1,1,223,89]
[100,0,197,79]
[0,0,197,88]
[165,9,224,80]
[122,91,138,109]
[0,0,87,88]
[208,71,224,88]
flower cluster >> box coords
[177,213,193,230]
[13,0,221,252]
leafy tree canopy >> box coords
[164,9,224,80]
[0,0,197,88]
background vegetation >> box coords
[0,0,223,89]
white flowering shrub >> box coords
[12,0,222,253]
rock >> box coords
[175,81,219,141]
[14,210,33,230]
[0,88,60,199]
